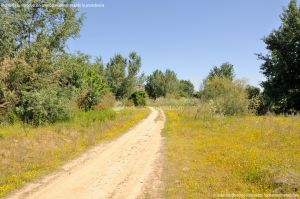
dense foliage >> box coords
[0,1,145,125]
[179,80,195,97]
[206,62,235,81]
[0,0,83,61]
[0,0,298,125]
[258,0,300,113]
[106,52,143,99]
[129,90,147,106]
[201,77,249,115]
[145,69,194,99]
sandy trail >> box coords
[8,107,165,199]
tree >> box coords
[105,52,142,99]
[145,70,166,99]
[129,90,147,106]
[77,69,107,111]
[179,80,194,97]
[57,53,90,91]
[105,54,127,97]
[202,77,249,115]
[145,69,183,99]
[0,49,73,125]
[117,52,142,99]
[0,0,83,60]
[246,85,260,99]
[0,0,83,124]
[16,88,71,126]
[258,0,300,113]
[164,69,180,96]
[207,62,235,81]
[246,85,263,114]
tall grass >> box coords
[147,97,199,107]
[0,107,149,197]
[162,107,300,198]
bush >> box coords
[16,89,71,126]
[77,70,107,111]
[94,92,116,110]
[201,77,249,115]
[122,99,135,107]
[77,88,99,111]
[129,90,147,106]
[0,83,18,124]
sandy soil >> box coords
[7,107,165,199]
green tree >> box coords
[77,69,107,111]
[16,88,71,126]
[202,77,249,115]
[145,70,166,99]
[145,69,182,99]
[258,0,300,113]
[0,0,83,60]
[164,69,180,96]
[117,52,142,98]
[246,85,263,114]
[105,54,127,97]
[105,52,142,99]
[246,85,260,99]
[57,53,89,90]
[129,90,147,106]
[207,62,235,81]
[0,0,83,124]
[179,80,194,97]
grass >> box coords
[162,107,300,198]
[0,107,149,198]
[147,97,199,107]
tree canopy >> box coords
[206,62,235,81]
[258,0,300,113]
[0,0,83,60]
[105,52,142,99]
[145,69,193,99]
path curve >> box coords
[8,107,165,199]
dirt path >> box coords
[8,107,165,199]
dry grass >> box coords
[0,107,149,198]
[147,97,199,107]
[162,107,300,198]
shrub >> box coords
[129,90,147,106]
[77,70,107,111]
[0,82,18,124]
[122,99,135,107]
[77,88,99,111]
[201,77,249,115]
[16,89,71,126]
[179,80,194,97]
[94,92,116,110]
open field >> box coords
[162,107,300,198]
[0,107,149,198]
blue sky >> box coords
[67,0,291,89]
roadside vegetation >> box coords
[0,0,299,198]
[162,107,300,198]
[0,107,149,197]
[156,2,300,198]
[0,1,150,197]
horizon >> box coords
[67,0,292,89]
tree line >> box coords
[0,0,299,125]
[145,0,300,115]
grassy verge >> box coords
[162,107,300,198]
[147,97,199,107]
[0,107,149,198]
